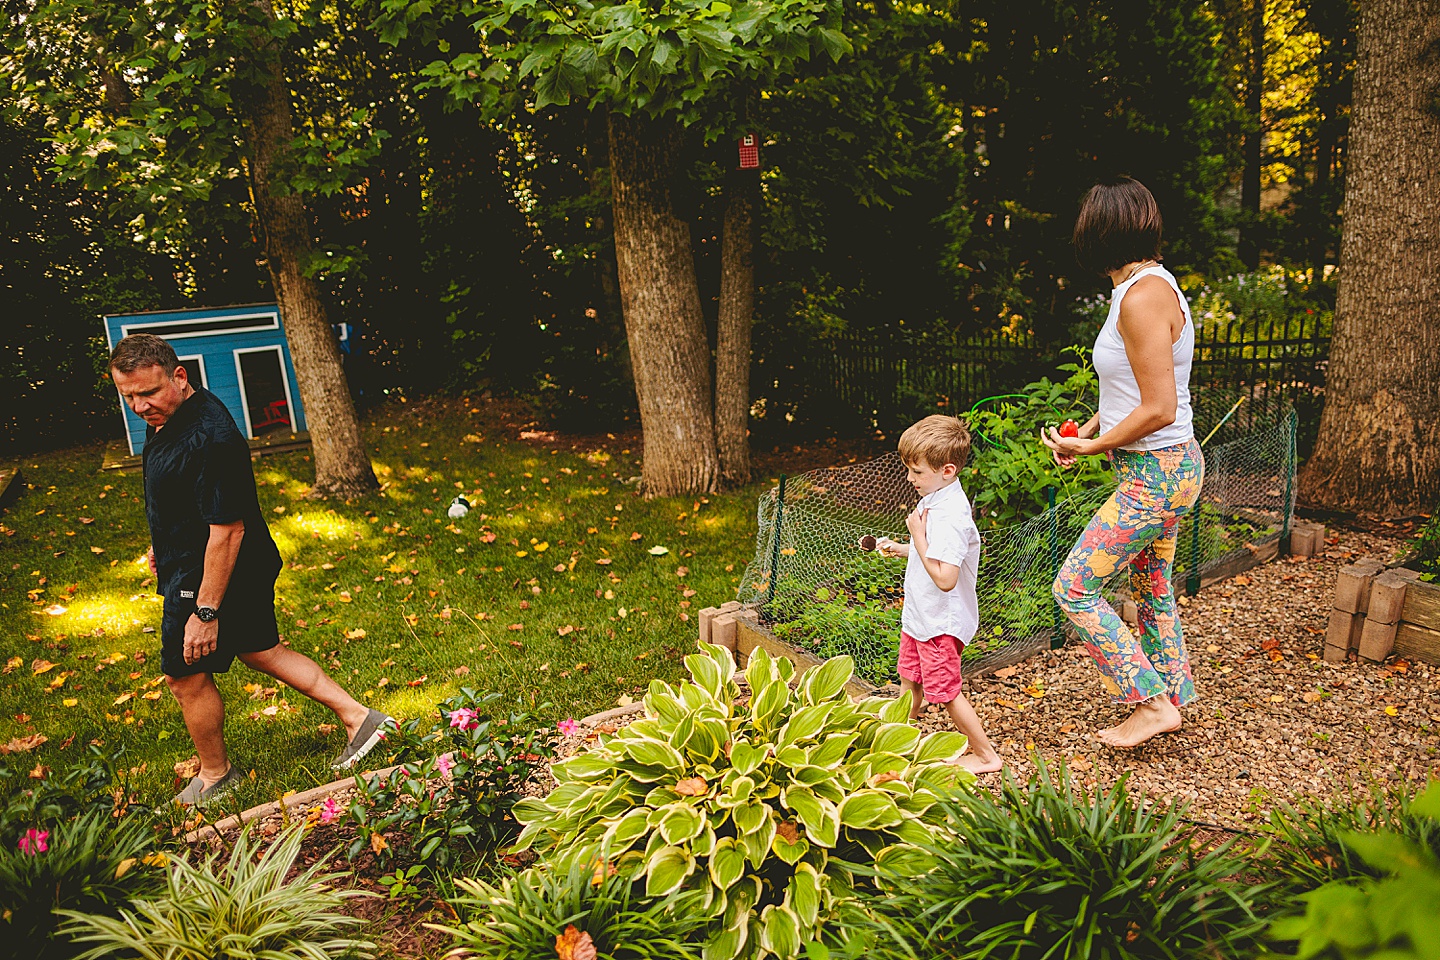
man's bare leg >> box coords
[1097,696,1182,747]
[166,672,230,786]
[943,693,1003,774]
[239,645,370,740]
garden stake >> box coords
[1047,486,1065,649]
[1281,407,1297,547]
[765,474,788,612]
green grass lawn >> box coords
[0,397,786,808]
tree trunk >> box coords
[607,111,719,497]
[1298,0,1440,515]
[716,158,757,487]
[236,0,377,498]
[1239,0,1265,269]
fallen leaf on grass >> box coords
[555,925,596,960]
[345,628,367,640]
[3,656,22,674]
[113,693,134,706]
[557,625,575,636]
[508,623,524,631]
[453,665,471,677]
[142,691,162,701]
[317,723,338,735]
[648,545,669,556]
[30,764,50,780]
[629,532,643,542]
[31,659,56,675]
[595,558,612,565]
[407,676,427,687]
[0,735,47,755]
[62,699,77,707]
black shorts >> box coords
[160,578,280,679]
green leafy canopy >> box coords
[374,0,853,128]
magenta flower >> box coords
[557,718,579,737]
[449,707,479,732]
[18,828,49,855]
[437,754,454,778]
[318,797,341,825]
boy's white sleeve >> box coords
[923,512,969,568]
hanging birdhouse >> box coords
[738,134,759,170]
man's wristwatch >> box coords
[194,605,220,623]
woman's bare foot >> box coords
[953,752,1004,774]
[1097,698,1182,748]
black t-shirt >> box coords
[143,387,282,601]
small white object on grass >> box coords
[447,495,471,519]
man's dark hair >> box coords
[110,334,180,375]
[1072,177,1163,276]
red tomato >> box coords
[1060,419,1080,438]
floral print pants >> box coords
[1052,439,1204,706]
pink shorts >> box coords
[897,631,964,704]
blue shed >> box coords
[104,303,308,456]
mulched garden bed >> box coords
[915,525,1440,827]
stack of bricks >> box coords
[699,602,757,664]
[1358,569,1420,662]
[1288,520,1326,558]
[1325,559,1385,661]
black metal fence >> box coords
[802,312,1330,452]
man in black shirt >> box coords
[111,335,390,805]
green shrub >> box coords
[1261,779,1440,898]
[57,823,375,960]
[437,858,709,960]
[0,807,164,958]
[848,759,1268,960]
[346,688,559,876]
[512,643,973,960]
[1267,781,1440,959]
[0,745,165,958]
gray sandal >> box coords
[331,709,394,770]
[173,766,246,806]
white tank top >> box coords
[1092,265,1195,451]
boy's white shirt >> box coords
[901,478,982,644]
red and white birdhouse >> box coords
[738,134,759,170]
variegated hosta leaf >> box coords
[518,641,971,960]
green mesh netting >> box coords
[737,396,1297,687]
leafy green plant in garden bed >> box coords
[510,643,973,960]
[0,745,167,958]
[1266,781,1440,959]
[965,350,1107,529]
[1260,779,1440,899]
[58,822,375,960]
[345,688,559,879]
[438,858,709,960]
[844,759,1269,960]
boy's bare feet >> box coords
[1097,697,1182,748]
[953,752,1004,774]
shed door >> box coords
[234,346,294,438]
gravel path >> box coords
[914,527,1440,826]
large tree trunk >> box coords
[1239,0,1265,269]
[716,159,757,487]
[607,111,719,497]
[237,0,377,498]
[1298,0,1440,515]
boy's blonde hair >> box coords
[898,415,971,471]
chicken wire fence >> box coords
[737,396,1298,688]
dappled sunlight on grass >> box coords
[45,590,159,639]
[376,682,459,721]
[281,510,368,542]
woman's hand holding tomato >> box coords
[1042,417,1099,468]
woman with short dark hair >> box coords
[1042,176,1204,748]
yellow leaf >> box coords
[113,693,134,706]
[142,852,167,867]
[142,690,162,700]
[3,656,22,674]
[370,832,389,855]
[338,592,352,603]
[90,546,105,554]
[1384,706,1399,717]
[345,628,367,640]
[62,698,77,707]
[387,563,406,573]
[115,858,136,880]
[31,659,56,675]
[515,550,528,557]
[534,541,549,553]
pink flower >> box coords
[449,707,479,732]
[437,754,454,778]
[18,828,49,855]
[557,718,579,736]
[319,797,341,825]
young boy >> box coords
[877,415,1002,774]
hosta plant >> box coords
[512,642,973,960]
